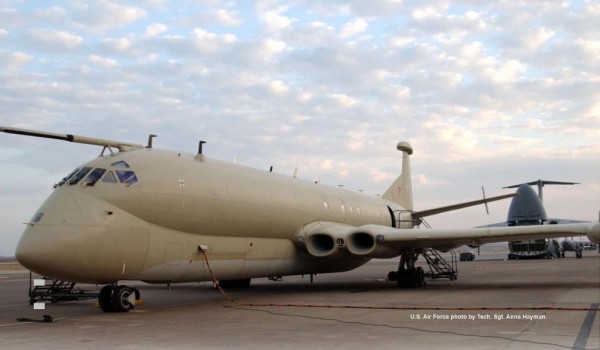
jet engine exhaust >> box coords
[303,222,354,258]
[306,233,337,257]
[348,231,398,258]
[347,232,374,256]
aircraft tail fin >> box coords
[382,142,413,210]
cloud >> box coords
[98,37,133,55]
[215,9,241,27]
[70,2,146,32]
[0,50,33,69]
[144,23,167,37]
[23,29,84,52]
[330,93,359,108]
[89,54,118,68]
[484,59,527,83]
[339,18,368,38]
[268,80,289,95]
[191,28,237,53]
[411,3,449,20]
[260,9,292,32]
[262,38,287,58]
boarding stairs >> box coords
[421,249,457,280]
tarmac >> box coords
[0,249,598,350]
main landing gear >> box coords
[98,285,140,313]
[387,249,426,289]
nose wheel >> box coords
[98,285,140,313]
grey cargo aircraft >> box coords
[484,183,588,259]
[2,126,599,313]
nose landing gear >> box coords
[98,285,140,313]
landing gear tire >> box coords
[112,285,135,312]
[98,285,115,312]
[397,268,411,288]
[416,267,425,287]
[98,285,137,313]
[397,267,425,289]
[387,271,397,282]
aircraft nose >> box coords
[15,188,150,283]
[15,190,83,278]
[15,228,54,276]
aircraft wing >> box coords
[477,222,509,228]
[413,193,516,218]
[504,180,579,188]
[479,218,589,228]
[0,126,143,151]
[547,218,589,224]
[342,222,600,258]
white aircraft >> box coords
[2,126,598,313]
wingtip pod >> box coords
[587,223,600,244]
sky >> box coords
[0,0,598,256]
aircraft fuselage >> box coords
[16,148,402,284]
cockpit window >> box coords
[57,166,138,187]
[111,161,130,168]
[68,167,92,185]
[83,168,106,186]
[116,170,138,185]
[102,171,118,183]
[57,168,79,187]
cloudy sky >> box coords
[0,1,598,256]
